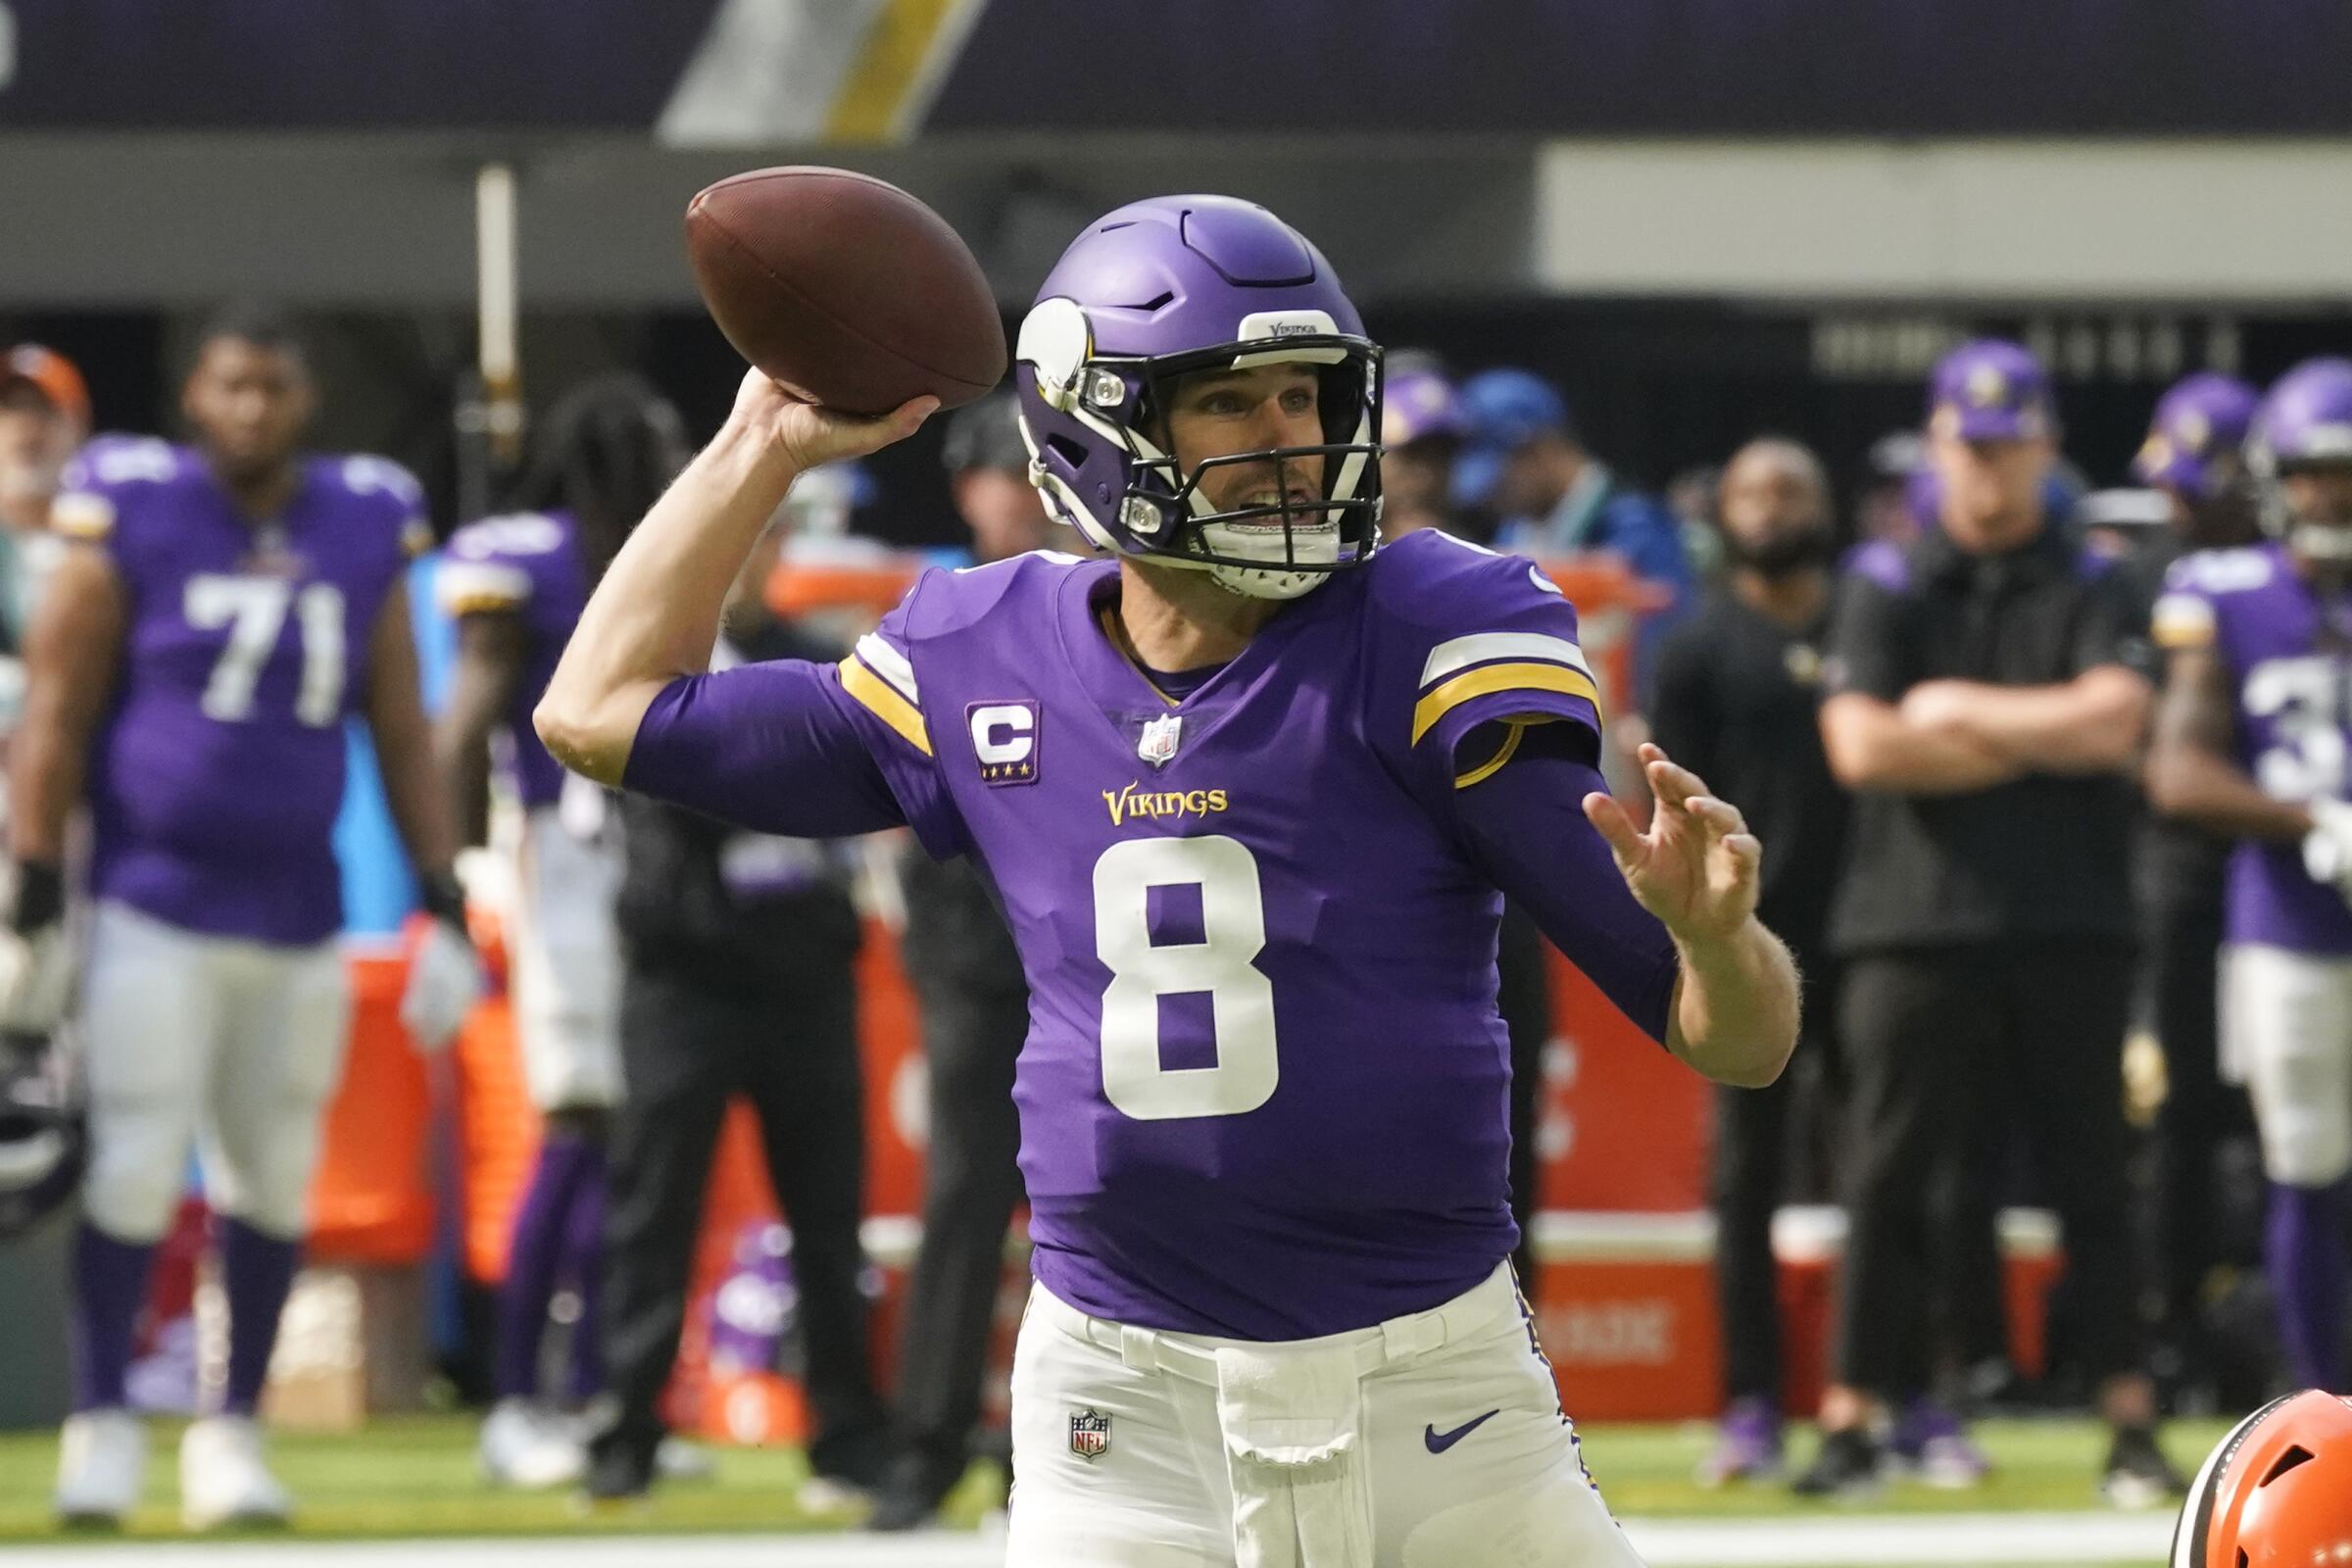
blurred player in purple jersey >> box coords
[434,375,688,1488]
[535,197,1798,1567]
[2125,371,2262,1402]
[1,305,481,1529]
[2149,358,2352,1397]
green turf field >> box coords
[0,1413,2226,1544]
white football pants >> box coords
[1005,1264,1646,1568]
[511,790,624,1113]
[77,901,351,1242]
[2225,942,2352,1186]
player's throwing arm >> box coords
[534,370,933,784]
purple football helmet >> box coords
[2251,358,2352,562]
[2133,372,2258,500]
[0,1034,82,1240]
[1014,195,1382,599]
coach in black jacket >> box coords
[586,515,890,1501]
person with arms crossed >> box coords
[434,374,689,1487]
[2146,358,2352,1399]
[6,304,480,1529]
[1797,340,2181,1505]
[1649,438,1849,1486]
[536,196,1797,1567]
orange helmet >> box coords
[2172,1390,2352,1567]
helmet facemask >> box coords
[1019,297,1384,601]
[2256,453,2352,568]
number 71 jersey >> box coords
[54,439,429,948]
[841,530,1606,1340]
[2155,539,2352,955]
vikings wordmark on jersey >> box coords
[53,439,428,946]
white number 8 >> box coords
[1092,835,1278,1121]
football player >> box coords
[6,305,480,1529]
[434,375,687,1488]
[2148,357,2352,1398]
[536,197,1797,1566]
[2133,373,2262,557]
[2126,371,2261,1404]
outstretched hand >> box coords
[1583,742,1762,945]
[728,368,939,472]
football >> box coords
[684,166,1007,416]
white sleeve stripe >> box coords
[1420,632,1592,689]
[855,633,919,703]
[435,562,532,606]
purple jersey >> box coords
[435,511,590,809]
[2154,542,2352,955]
[53,439,428,946]
[808,529,1648,1339]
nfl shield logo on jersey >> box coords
[1138,712,1183,768]
[1068,1407,1111,1460]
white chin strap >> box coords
[1198,517,1340,600]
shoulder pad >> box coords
[1365,530,1601,781]
[2165,545,2276,599]
[62,437,181,492]
[439,514,573,613]
[1364,529,1574,634]
[895,549,1092,642]
[448,512,569,562]
[336,454,423,508]
[331,454,433,556]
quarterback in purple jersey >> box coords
[538,198,1798,1566]
[435,375,689,1488]
[0,306,481,1530]
[2150,357,2352,1397]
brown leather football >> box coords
[685,167,1006,416]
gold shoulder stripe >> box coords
[2150,593,2218,652]
[1454,716,1555,789]
[444,590,527,616]
[51,492,116,540]
[840,654,934,757]
[1412,662,1602,745]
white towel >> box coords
[1212,1341,1374,1568]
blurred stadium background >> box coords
[5,2,2352,1564]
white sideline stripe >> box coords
[854,633,919,703]
[1420,631,1593,688]
[1630,1511,2174,1566]
[0,1514,2176,1567]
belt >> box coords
[1033,1262,1521,1388]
